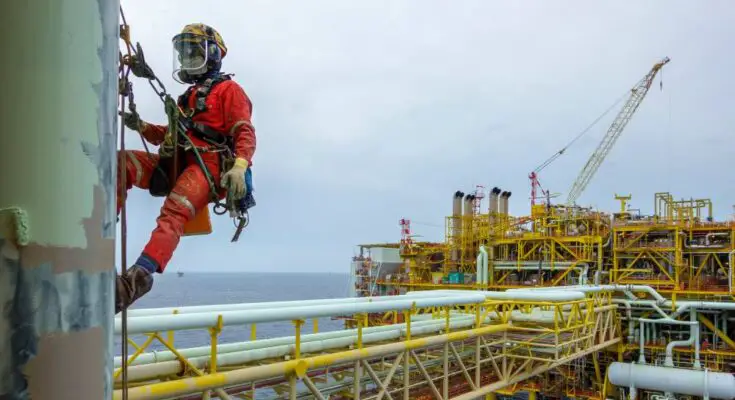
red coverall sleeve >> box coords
[139,123,168,146]
[220,82,256,165]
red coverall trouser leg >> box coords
[117,149,221,272]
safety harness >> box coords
[176,74,234,147]
[142,71,255,241]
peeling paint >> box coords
[22,187,115,275]
[0,238,114,398]
[83,0,120,240]
[0,187,117,400]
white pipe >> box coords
[637,318,697,326]
[579,263,589,285]
[114,315,458,367]
[652,323,657,343]
[664,309,698,368]
[619,298,735,323]
[509,284,666,304]
[117,314,482,383]
[485,291,586,302]
[122,292,454,318]
[404,289,586,302]
[476,250,483,286]
[608,362,735,400]
[117,293,487,335]
[480,245,488,285]
[476,246,488,286]
[651,303,671,319]
[695,314,702,369]
[639,321,646,364]
[705,367,710,400]
[729,250,734,295]
[616,300,635,341]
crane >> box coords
[566,57,670,205]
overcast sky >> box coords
[116,0,735,274]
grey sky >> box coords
[117,0,735,273]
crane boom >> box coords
[566,57,670,205]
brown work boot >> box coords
[115,265,154,314]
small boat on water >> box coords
[177,271,184,278]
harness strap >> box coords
[178,117,231,147]
[176,73,234,149]
[177,74,233,117]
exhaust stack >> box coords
[489,187,501,224]
[463,194,474,216]
[503,191,512,215]
[452,191,463,217]
[451,191,464,262]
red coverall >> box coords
[117,79,256,272]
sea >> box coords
[115,272,352,355]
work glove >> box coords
[119,111,147,132]
[220,158,249,199]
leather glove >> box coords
[119,111,147,132]
[220,158,249,199]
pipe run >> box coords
[115,314,462,367]
[116,315,482,382]
[508,284,666,304]
[405,289,586,302]
[664,309,701,369]
[117,292,487,335]
[121,291,463,318]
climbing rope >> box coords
[116,11,258,393]
[118,6,131,400]
[117,7,256,394]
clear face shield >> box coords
[172,33,210,82]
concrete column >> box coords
[0,0,119,398]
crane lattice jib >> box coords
[566,57,670,205]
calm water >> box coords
[115,272,352,355]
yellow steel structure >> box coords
[114,291,621,400]
[352,189,735,400]
[114,282,735,399]
[375,191,734,298]
[612,193,734,298]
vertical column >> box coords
[0,0,119,398]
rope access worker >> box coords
[116,23,256,314]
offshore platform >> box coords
[101,59,733,399]
[1,1,733,400]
